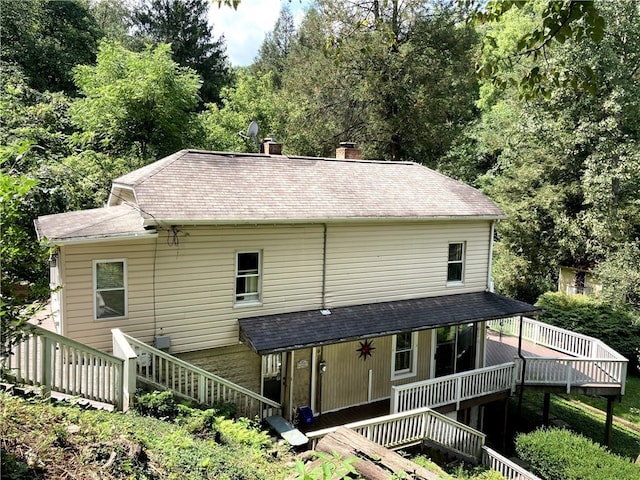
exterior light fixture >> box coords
[319,360,327,373]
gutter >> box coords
[141,215,506,228]
[37,231,158,247]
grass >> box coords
[1,392,491,480]
[9,377,638,479]
[513,378,640,460]
[567,374,640,424]
[0,392,291,479]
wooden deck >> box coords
[486,329,562,365]
[302,327,625,432]
[299,399,391,433]
[486,329,624,395]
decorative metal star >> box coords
[357,339,375,360]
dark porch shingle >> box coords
[239,291,539,354]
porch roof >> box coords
[238,291,540,354]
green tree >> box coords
[130,0,232,106]
[0,0,102,94]
[88,0,133,43]
[199,70,289,152]
[458,0,640,303]
[71,41,202,159]
[279,1,479,162]
[595,242,640,311]
[252,6,296,88]
[0,159,46,360]
[473,0,606,99]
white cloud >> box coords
[209,0,310,67]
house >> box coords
[35,141,542,425]
[558,265,602,297]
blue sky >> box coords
[209,0,311,67]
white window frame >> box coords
[234,250,262,306]
[446,241,466,286]
[93,259,127,320]
[391,331,418,380]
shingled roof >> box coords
[37,149,505,243]
[239,291,541,354]
[111,149,504,225]
[34,204,153,244]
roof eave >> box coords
[39,231,158,247]
[141,214,506,227]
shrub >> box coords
[134,390,180,420]
[515,428,640,480]
[214,417,271,449]
[536,292,640,373]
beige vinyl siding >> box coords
[320,330,433,413]
[325,221,491,307]
[60,225,325,352]
[59,220,492,354]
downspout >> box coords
[321,223,328,309]
[487,220,496,292]
[517,315,527,414]
[318,224,328,415]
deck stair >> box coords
[306,407,542,480]
[2,325,124,409]
[112,329,281,419]
[3,326,281,418]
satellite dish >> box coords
[238,121,259,142]
[247,121,259,140]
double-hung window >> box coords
[235,251,261,304]
[392,332,417,379]
[94,259,127,319]
[447,242,465,284]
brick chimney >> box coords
[336,142,361,160]
[261,137,282,155]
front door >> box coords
[262,353,282,403]
[434,323,477,377]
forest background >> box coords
[1,0,639,321]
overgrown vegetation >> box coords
[516,428,640,480]
[1,391,506,480]
[0,391,288,480]
[2,0,638,343]
[536,292,640,373]
[513,389,640,460]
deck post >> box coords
[40,336,52,398]
[542,393,550,425]
[501,398,509,452]
[604,396,615,448]
[390,386,398,414]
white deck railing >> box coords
[489,317,625,360]
[306,407,486,461]
[113,330,281,419]
[391,317,626,415]
[3,325,123,409]
[482,446,543,480]
[391,363,516,414]
[490,317,627,394]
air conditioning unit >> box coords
[154,334,171,350]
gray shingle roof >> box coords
[239,292,540,354]
[35,204,151,244]
[113,150,504,224]
[37,149,505,241]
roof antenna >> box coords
[238,121,259,149]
